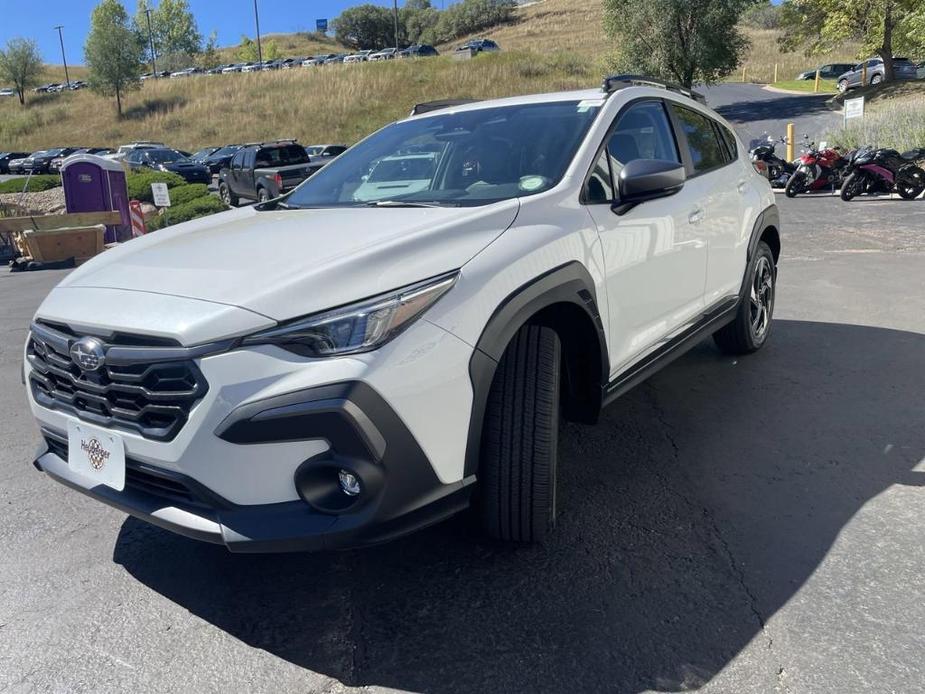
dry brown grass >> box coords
[738,28,862,84]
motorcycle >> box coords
[785,139,850,197]
[749,134,794,188]
[839,147,925,201]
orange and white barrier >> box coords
[129,200,147,237]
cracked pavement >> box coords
[2,86,925,692]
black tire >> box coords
[840,171,866,201]
[837,79,848,93]
[895,167,925,200]
[257,187,271,203]
[713,241,776,355]
[870,73,882,86]
[219,182,238,207]
[478,325,561,543]
[784,172,805,198]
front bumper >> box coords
[34,380,475,552]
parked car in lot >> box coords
[222,63,253,74]
[202,144,244,174]
[218,140,316,204]
[369,47,399,61]
[24,147,80,174]
[454,38,500,56]
[837,57,919,91]
[0,87,15,97]
[170,67,203,78]
[190,146,220,163]
[0,151,31,174]
[110,141,168,161]
[344,50,374,64]
[399,44,439,58]
[796,63,854,80]
[304,144,348,160]
[324,54,348,65]
[49,147,113,174]
[32,84,57,93]
[303,54,337,67]
[25,76,780,553]
[6,153,37,174]
[123,148,211,183]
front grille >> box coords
[28,321,209,441]
[43,435,212,509]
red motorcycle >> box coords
[785,141,850,197]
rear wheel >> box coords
[895,167,925,200]
[840,171,867,201]
[870,73,883,86]
[713,241,776,355]
[257,187,271,203]
[838,79,848,93]
[478,325,561,543]
[784,172,806,198]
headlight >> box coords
[241,272,458,357]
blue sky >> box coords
[0,1,448,65]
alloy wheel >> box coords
[750,256,774,342]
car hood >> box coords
[57,201,520,322]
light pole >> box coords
[253,0,263,64]
[145,8,157,77]
[393,0,400,49]
[53,25,70,87]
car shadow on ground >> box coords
[715,93,834,125]
[113,319,925,693]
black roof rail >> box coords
[601,74,706,104]
[242,138,299,147]
[410,98,480,116]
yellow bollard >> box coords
[786,122,795,162]
[742,66,748,82]
[814,69,821,93]
[774,63,778,83]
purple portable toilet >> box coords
[61,154,131,243]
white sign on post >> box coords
[151,182,171,207]
[844,96,865,124]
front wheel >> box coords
[870,73,883,86]
[785,172,806,198]
[713,241,775,355]
[840,171,866,201]
[478,325,561,543]
[838,79,848,93]
[219,182,238,207]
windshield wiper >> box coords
[363,200,451,208]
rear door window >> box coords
[670,105,729,175]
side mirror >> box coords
[613,159,686,215]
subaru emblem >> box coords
[70,337,106,372]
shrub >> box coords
[167,183,210,206]
[146,195,228,231]
[0,175,62,194]
[126,171,186,203]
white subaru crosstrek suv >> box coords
[27,76,779,552]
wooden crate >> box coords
[16,225,106,264]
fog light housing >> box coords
[338,469,361,496]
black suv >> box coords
[123,148,211,183]
[399,44,439,58]
[0,151,30,174]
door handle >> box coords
[688,208,705,224]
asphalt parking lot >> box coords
[1,191,923,694]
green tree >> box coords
[779,0,925,82]
[0,38,44,105]
[332,4,397,50]
[603,0,754,88]
[85,0,145,116]
[135,0,202,71]
[200,31,220,69]
[237,36,279,62]
[402,0,439,44]
[432,0,516,43]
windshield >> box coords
[305,146,324,155]
[285,100,601,208]
[211,146,241,158]
[147,150,186,164]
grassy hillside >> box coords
[826,81,925,151]
[0,0,868,152]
